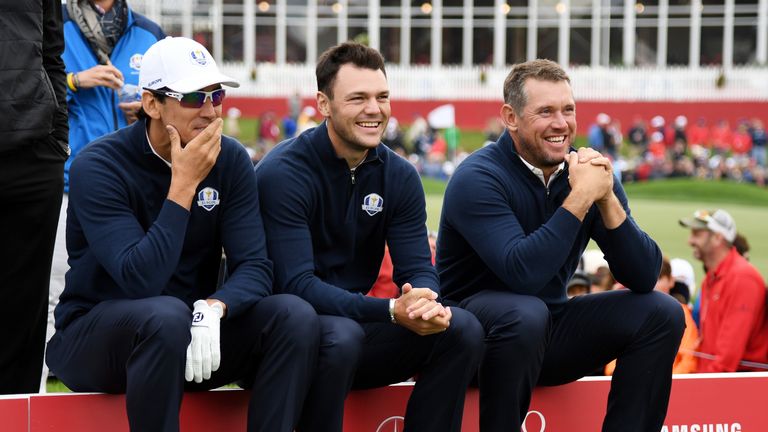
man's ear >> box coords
[500,103,518,133]
[142,91,162,120]
[317,91,331,117]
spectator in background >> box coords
[692,231,754,326]
[749,118,767,167]
[0,0,69,394]
[566,272,591,298]
[627,117,649,152]
[650,115,667,141]
[382,116,407,156]
[588,112,611,153]
[44,0,165,391]
[731,122,753,156]
[484,117,505,146]
[46,37,319,431]
[297,105,318,134]
[255,42,483,432]
[688,117,711,148]
[670,257,697,308]
[605,255,699,375]
[679,209,768,372]
[710,119,734,154]
[258,111,280,150]
[437,59,684,432]
[224,106,242,138]
[581,249,615,293]
[406,113,430,156]
[672,116,689,145]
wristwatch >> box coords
[388,298,397,324]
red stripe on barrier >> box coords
[10,373,768,431]
[0,397,28,432]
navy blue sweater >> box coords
[255,122,437,322]
[437,131,661,312]
[55,119,273,329]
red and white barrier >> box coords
[2,373,766,431]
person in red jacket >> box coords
[679,209,768,372]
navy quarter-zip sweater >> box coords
[55,119,273,329]
[255,122,437,322]
[437,131,661,312]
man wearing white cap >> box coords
[46,37,319,432]
[680,209,768,372]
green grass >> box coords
[424,178,768,287]
[623,178,768,207]
[46,378,71,393]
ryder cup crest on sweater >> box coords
[362,193,384,216]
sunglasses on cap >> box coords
[145,88,226,109]
[693,209,712,223]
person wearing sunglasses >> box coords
[46,36,320,432]
[679,209,768,373]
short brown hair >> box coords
[316,42,386,99]
[503,59,570,113]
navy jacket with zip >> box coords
[255,122,438,322]
[437,131,661,313]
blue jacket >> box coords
[255,122,437,322]
[55,119,273,329]
[437,131,661,313]
[62,6,164,191]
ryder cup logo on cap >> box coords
[362,193,384,216]
[678,209,737,243]
[139,36,239,93]
[190,49,208,65]
[197,187,220,211]
[129,53,143,71]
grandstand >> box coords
[126,1,767,91]
[125,0,768,127]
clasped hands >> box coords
[392,283,451,336]
[567,147,614,205]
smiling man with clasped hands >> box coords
[46,37,320,432]
[437,59,685,432]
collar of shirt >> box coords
[146,126,172,168]
[517,155,565,188]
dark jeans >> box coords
[0,141,64,394]
[459,289,685,432]
[47,294,320,432]
[298,308,484,432]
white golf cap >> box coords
[679,209,737,243]
[139,36,239,93]
[670,258,697,299]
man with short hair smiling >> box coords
[46,37,319,432]
[255,42,483,432]
[437,59,685,432]
[679,209,768,372]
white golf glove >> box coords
[185,300,224,383]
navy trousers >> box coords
[297,307,484,432]
[457,289,685,432]
[0,142,64,394]
[46,294,319,432]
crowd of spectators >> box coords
[236,105,767,189]
[569,211,768,375]
[591,113,767,186]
